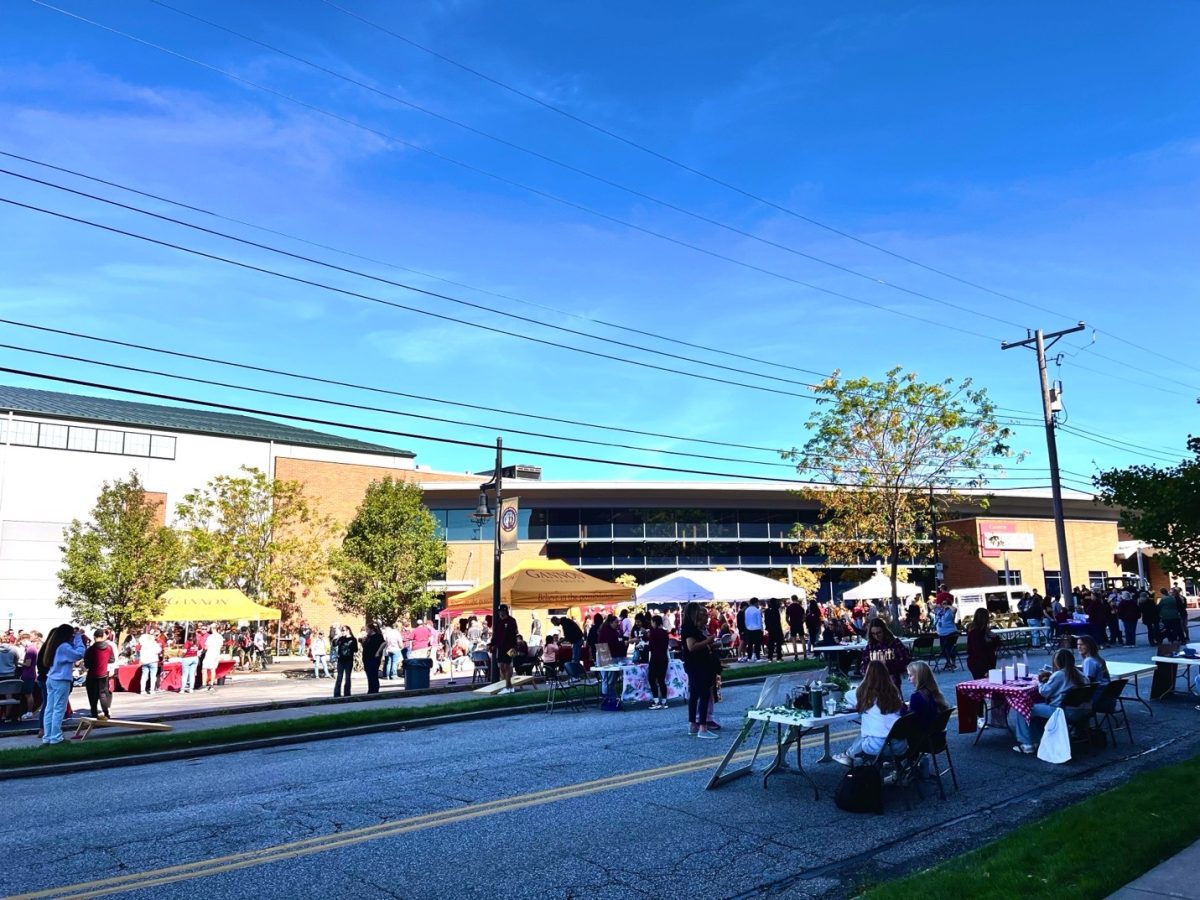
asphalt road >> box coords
[12,648,1200,900]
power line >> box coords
[27,0,1006,344]
[1056,423,1186,466]
[1092,327,1200,379]
[0,150,1046,418]
[320,0,1079,326]
[142,0,1035,334]
[0,363,1060,488]
[1,316,1049,472]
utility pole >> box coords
[1002,322,1085,608]
[929,483,942,588]
[490,437,503,682]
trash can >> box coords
[403,657,433,690]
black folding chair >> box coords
[849,713,921,810]
[1091,678,1134,746]
[909,706,958,799]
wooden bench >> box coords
[473,675,535,695]
[72,717,173,741]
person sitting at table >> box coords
[835,660,906,765]
[1009,648,1088,754]
[1076,635,1114,711]
[541,637,559,675]
[859,618,910,688]
[966,609,1002,679]
[905,660,948,734]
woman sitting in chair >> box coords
[1010,648,1088,754]
[835,660,906,765]
[905,660,948,734]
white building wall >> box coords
[0,414,413,633]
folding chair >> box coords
[910,634,935,664]
[470,650,491,684]
[909,706,958,799]
[849,713,921,810]
[1091,678,1134,746]
[544,664,582,713]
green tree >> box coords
[175,466,335,620]
[783,367,1014,619]
[58,471,184,639]
[329,477,446,626]
[1094,436,1200,580]
[779,566,821,598]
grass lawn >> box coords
[862,752,1200,899]
[0,657,823,771]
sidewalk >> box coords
[1109,839,1200,899]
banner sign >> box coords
[500,497,520,551]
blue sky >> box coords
[1,0,1197,490]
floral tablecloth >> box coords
[956,677,1041,733]
[598,660,687,703]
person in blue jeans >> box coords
[1010,648,1088,753]
[933,602,959,671]
[39,624,85,745]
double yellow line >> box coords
[19,727,855,899]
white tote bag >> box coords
[1036,707,1071,764]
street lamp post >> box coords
[472,437,504,683]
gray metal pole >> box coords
[490,437,503,682]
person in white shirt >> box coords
[311,632,330,679]
[835,660,907,764]
[619,610,633,639]
[202,625,224,691]
[742,598,764,661]
[137,628,161,695]
[383,626,404,680]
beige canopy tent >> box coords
[158,588,281,622]
[446,558,634,613]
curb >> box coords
[0,670,791,780]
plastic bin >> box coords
[403,657,433,690]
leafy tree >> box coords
[175,466,335,620]
[1094,436,1200,580]
[330,477,446,626]
[776,567,821,598]
[615,573,640,589]
[783,367,1014,620]
[58,471,184,639]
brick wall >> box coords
[940,516,1121,593]
[272,458,477,634]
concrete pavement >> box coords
[1109,840,1200,899]
[9,644,1200,900]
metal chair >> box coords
[1091,678,1134,746]
[910,634,935,664]
[909,706,959,798]
[470,650,491,684]
[850,713,921,810]
[544,664,582,713]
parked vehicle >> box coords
[949,584,1033,624]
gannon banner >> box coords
[500,497,520,551]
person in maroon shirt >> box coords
[489,605,520,693]
[647,615,670,709]
[82,628,113,719]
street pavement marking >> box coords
[17,727,856,899]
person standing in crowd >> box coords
[646,614,670,709]
[805,598,823,651]
[382,624,403,680]
[1138,590,1160,646]
[966,609,1002,679]
[137,626,160,696]
[39,624,84,745]
[408,617,434,660]
[361,623,384,695]
[933,598,959,671]
[296,621,312,657]
[490,604,519,694]
[1173,587,1191,641]
[0,636,20,723]
[1116,591,1140,647]
[333,625,358,697]
[82,628,113,719]
[202,625,224,691]
[764,598,785,662]
[311,631,330,679]
[1157,588,1183,643]
[618,609,633,640]
[786,597,805,659]
[681,603,718,739]
[17,632,39,721]
[179,633,199,694]
[1025,590,1047,648]
[585,613,603,666]
[529,614,542,646]
[742,598,764,662]
[552,616,584,665]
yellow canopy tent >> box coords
[158,588,281,622]
[446,558,634,613]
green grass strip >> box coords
[861,751,1200,900]
[0,658,822,770]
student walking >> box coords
[647,615,670,709]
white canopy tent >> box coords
[636,569,805,605]
[841,573,922,602]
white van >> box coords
[950,584,1032,623]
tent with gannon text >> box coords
[444,557,634,614]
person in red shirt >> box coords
[935,584,954,607]
[82,628,113,719]
[489,605,519,693]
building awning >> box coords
[158,588,281,621]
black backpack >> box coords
[834,765,883,814]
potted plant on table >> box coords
[825,672,851,705]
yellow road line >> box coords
[18,726,856,900]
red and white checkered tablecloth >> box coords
[956,677,1041,733]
